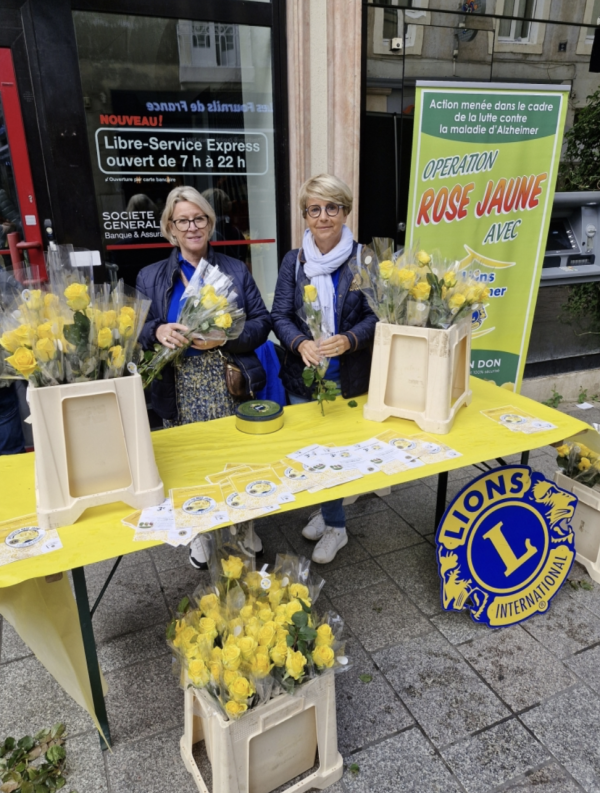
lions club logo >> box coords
[436,466,577,627]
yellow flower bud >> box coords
[270,642,288,667]
[64,283,90,311]
[221,555,244,579]
[228,675,255,702]
[214,312,232,329]
[448,293,466,310]
[285,648,307,680]
[410,281,431,301]
[98,327,113,349]
[289,584,310,602]
[378,260,394,280]
[416,250,431,266]
[222,644,242,671]
[108,345,125,369]
[312,644,335,669]
[304,284,318,302]
[34,337,56,363]
[0,331,20,353]
[188,659,210,688]
[225,700,247,719]
[199,593,220,614]
[6,347,38,377]
[315,624,335,647]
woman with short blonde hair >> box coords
[271,173,377,565]
[136,185,271,567]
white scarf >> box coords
[302,225,354,335]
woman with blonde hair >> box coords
[137,185,271,566]
[271,174,377,564]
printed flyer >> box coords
[406,81,569,391]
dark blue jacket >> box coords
[136,246,271,421]
[271,242,377,400]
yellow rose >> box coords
[64,283,90,311]
[225,700,247,719]
[390,267,416,290]
[270,642,288,667]
[201,291,220,309]
[378,260,394,280]
[276,625,289,645]
[222,644,241,671]
[258,607,274,623]
[268,587,285,608]
[13,324,36,348]
[97,327,113,349]
[199,593,220,614]
[201,284,216,297]
[119,306,136,323]
[229,675,255,702]
[285,600,304,624]
[258,621,278,648]
[43,293,60,318]
[289,584,310,602]
[448,293,466,311]
[244,571,263,591]
[303,284,318,303]
[416,250,431,266]
[221,555,244,579]
[312,644,335,669]
[0,331,20,353]
[34,337,56,363]
[118,316,135,338]
[244,617,261,641]
[188,659,210,688]
[315,624,335,647]
[238,636,258,661]
[555,444,571,457]
[250,652,272,679]
[101,310,118,329]
[26,290,43,311]
[442,271,457,288]
[579,457,592,471]
[463,286,478,303]
[172,625,197,652]
[223,669,239,687]
[214,312,232,330]
[198,617,218,641]
[108,345,125,369]
[209,660,222,680]
[6,347,38,378]
[577,444,592,457]
[285,649,307,680]
[239,604,255,622]
[410,281,431,301]
[36,322,54,341]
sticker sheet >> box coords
[481,406,556,434]
[228,468,296,509]
[0,514,62,567]
[170,484,229,532]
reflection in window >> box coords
[588,0,600,38]
[498,0,536,42]
[191,22,240,68]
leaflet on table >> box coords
[206,467,251,485]
[481,406,556,434]
[228,468,296,509]
[271,460,314,493]
[220,481,281,522]
[375,430,462,465]
[126,499,187,546]
[0,514,62,567]
[170,484,230,532]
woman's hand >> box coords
[298,339,322,367]
[319,334,351,358]
[156,322,189,350]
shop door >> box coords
[0,49,45,280]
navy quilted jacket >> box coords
[136,246,271,421]
[271,242,377,400]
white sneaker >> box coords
[312,527,348,564]
[189,534,210,569]
[241,524,263,556]
[302,510,326,541]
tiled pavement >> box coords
[3,439,600,792]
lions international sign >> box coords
[436,466,577,627]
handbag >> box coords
[219,350,248,398]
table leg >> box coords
[72,567,111,750]
[434,471,448,531]
[520,451,530,465]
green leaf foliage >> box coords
[348,400,358,408]
[359,673,373,683]
[0,723,74,793]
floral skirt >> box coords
[163,350,240,427]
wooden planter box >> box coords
[180,673,343,793]
[554,470,600,584]
[29,374,164,529]
[363,318,472,434]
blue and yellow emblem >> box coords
[436,466,577,627]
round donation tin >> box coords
[235,400,284,435]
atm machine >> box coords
[541,191,600,286]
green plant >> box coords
[349,763,360,776]
[542,388,563,409]
[559,89,600,192]
[302,366,341,416]
[359,674,373,684]
[561,282,600,336]
[0,724,76,793]
[348,400,358,408]
[578,388,589,404]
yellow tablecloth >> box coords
[0,377,589,736]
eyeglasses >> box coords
[171,215,209,231]
[304,203,345,219]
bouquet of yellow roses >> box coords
[166,551,348,720]
[298,284,341,415]
[139,258,245,389]
[555,441,600,490]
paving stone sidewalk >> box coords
[2,440,600,792]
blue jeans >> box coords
[0,384,25,455]
[288,387,346,529]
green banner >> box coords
[406,82,569,391]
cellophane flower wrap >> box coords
[297,283,332,380]
[139,258,245,389]
[349,240,490,330]
[166,543,349,721]
[0,246,150,386]
[555,441,600,490]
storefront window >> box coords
[73,11,279,308]
[0,96,22,264]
